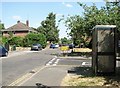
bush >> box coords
[8,37,23,46]
[23,33,47,48]
[2,37,8,44]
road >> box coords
[1,49,60,86]
[21,57,91,86]
[1,48,120,87]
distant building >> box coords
[1,20,36,37]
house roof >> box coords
[7,22,30,30]
[1,21,36,32]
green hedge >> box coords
[23,33,47,48]
[2,33,47,48]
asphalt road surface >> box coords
[1,49,60,86]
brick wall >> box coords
[3,31,28,37]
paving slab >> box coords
[20,66,71,86]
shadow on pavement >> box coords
[68,66,120,87]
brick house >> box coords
[1,20,36,37]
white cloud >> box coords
[62,2,73,8]
[66,4,73,7]
[12,16,21,20]
[56,13,63,17]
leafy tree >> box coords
[64,2,120,46]
[61,37,72,44]
[2,37,8,44]
[23,33,47,48]
[0,22,5,44]
[65,15,87,46]
[37,12,59,43]
[0,23,5,30]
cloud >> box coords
[66,4,73,7]
[56,13,63,17]
[62,2,73,8]
[12,16,21,20]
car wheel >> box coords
[38,48,40,51]
[5,52,8,56]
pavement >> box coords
[19,66,70,86]
[8,50,29,57]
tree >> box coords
[78,2,120,30]
[37,12,59,43]
[64,2,119,46]
[65,15,87,46]
[61,37,72,45]
[0,21,5,44]
[0,22,5,30]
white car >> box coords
[55,44,59,48]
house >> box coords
[1,20,36,37]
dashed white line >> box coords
[45,56,57,66]
[53,59,60,66]
[54,59,60,64]
[82,62,86,65]
[82,62,91,66]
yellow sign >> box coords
[60,46,69,51]
[73,48,92,52]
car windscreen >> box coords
[0,45,3,49]
[33,44,39,46]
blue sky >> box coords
[1,1,106,38]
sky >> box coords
[0,0,107,38]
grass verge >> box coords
[61,67,120,87]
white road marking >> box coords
[46,63,50,66]
[82,62,91,66]
[54,59,60,64]
[45,56,57,66]
[52,59,60,66]
[82,62,86,65]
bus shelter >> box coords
[92,25,117,75]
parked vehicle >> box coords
[31,44,42,51]
[0,45,8,57]
[50,44,59,49]
[50,44,56,49]
[69,44,75,49]
[55,44,59,48]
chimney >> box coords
[17,20,20,23]
[26,20,29,27]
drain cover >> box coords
[29,70,35,73]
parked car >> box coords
[55,44,59,48]
[0,45,8,57]
[69,44,75,49]
[31,44,42,51]
[50,44,56,49]
[50,44,59,49]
